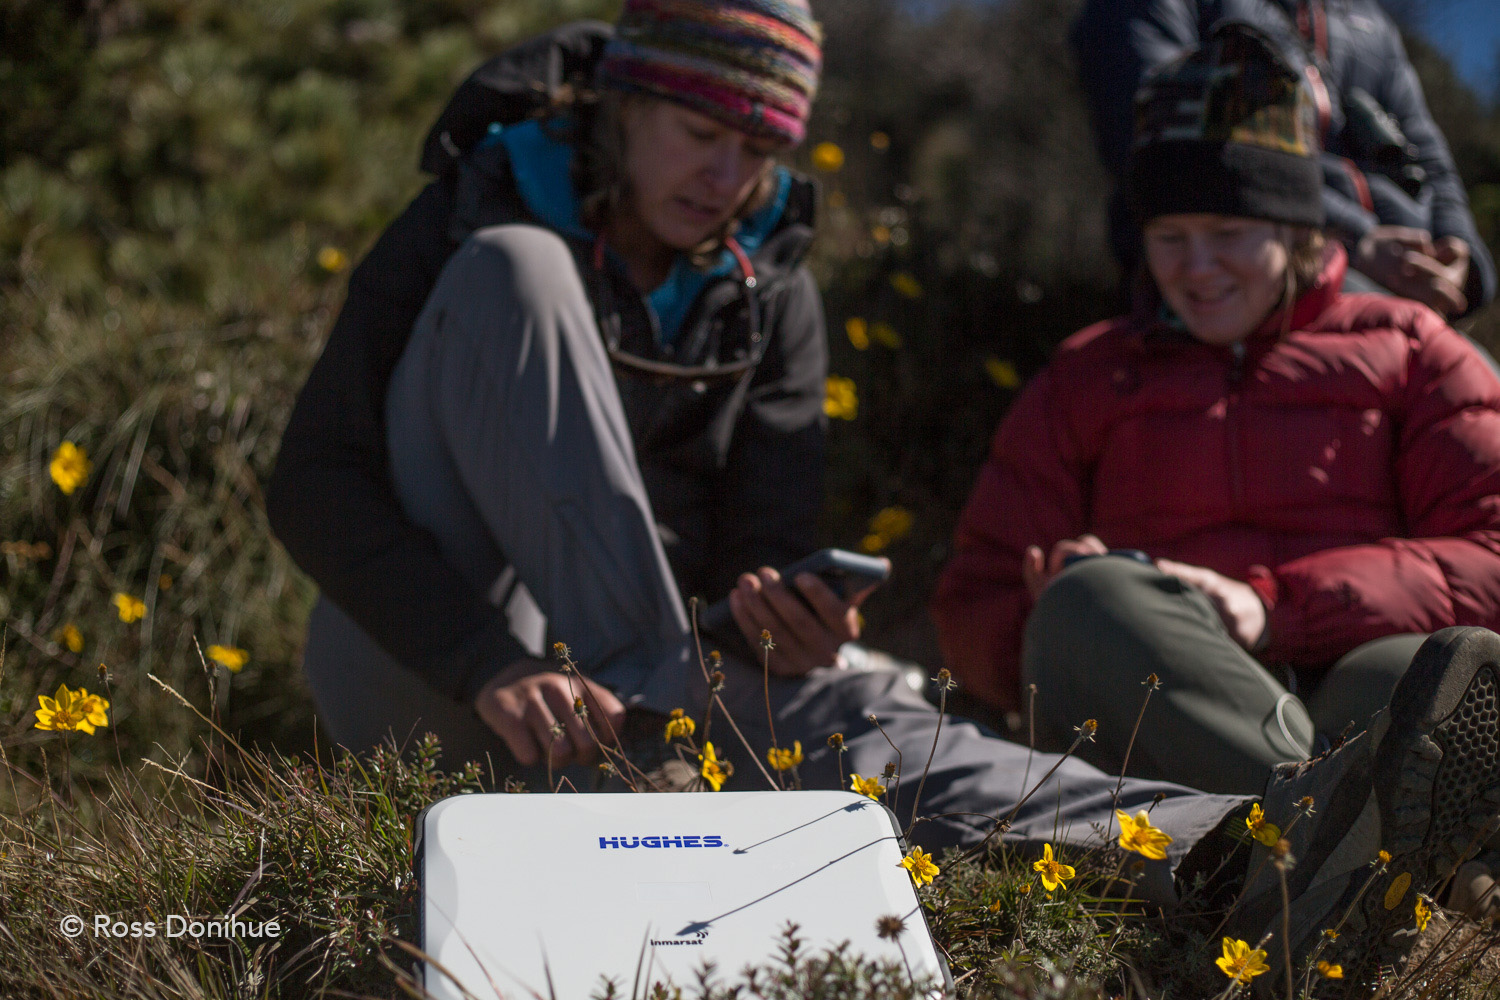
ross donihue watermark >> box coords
[60,914,283,939]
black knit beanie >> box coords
[1127,21,1324,227]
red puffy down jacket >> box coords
[932,247,1500,712]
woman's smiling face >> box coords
[1143,214,1290,346]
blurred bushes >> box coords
[3,0,1499,769]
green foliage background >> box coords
[3,0,1500,779]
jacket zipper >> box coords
[1227,341,1246,514]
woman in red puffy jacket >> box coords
[932,23,1500,795]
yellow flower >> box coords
[859,506,913,554]
[871,321,901,349]
[664,708,696,742]
[984,356,1021,389]
[1215,937,1270,983]
[50,442,92,495]
[35,683,109,734]
[824,375,858,420]
[1032,843,1075,892]
[1415,896,1432,932]
[810,141,844,173]
[767,740,803,772]
[869,506,913,542]
[158,574,173,591]
[53,623,84,654]
[113,593,146,623]
[206,644,248,673]
[698,741,727,792]
[889,272,923,299]
[1317,961,1343,979]
[845,317,870,350]
[1384,871,1412,910]
[316,246,349,273]
[1115,809,1173,861]
[1246,803,1281,847]
[849,773,885,800]
[899,846,940,886]
[1378,849,1392,865]
[869,131,890,151]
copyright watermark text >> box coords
[59,914,283,939]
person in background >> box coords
[267,8,1500,978]
[1071,0,1496,320]
[932,21,1500,798]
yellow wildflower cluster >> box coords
[53,623,84,654]
[766,741,803,772]
[849,773,884,800]
[113,593,146,623]
[1114,810,1172,861]
[664,708,695,742]
[50,442,92,495]
[1246,803,1281,847]
[1216,938,1269,983]
[889,272,923,299]
[35,683,110,734]
[899,847,939,886]
[206,645,249,672]
[810,142,844,173]
[860,505,913,554]
[824,376,858,420]
[846,317,870,350]
[984,356,1021,389]
[698,741,727,792]
[317,246,349,273]
[1032,843,1074,892]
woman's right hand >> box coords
[473,659,627,768]
[1021,534,1107,599]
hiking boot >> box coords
[1230,626,1500,994]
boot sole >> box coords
[1326,626,1500,991]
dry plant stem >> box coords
[145,673,268,784]
[908,685,946,836]
[1021,683,1037,804]
[1107,681,1156,842]
[558,666,646,792]
[709,690,780,789]
[967,729,1091,862]
[869,715,903,802]
[1276,861,1293,1000]
[689,597,714,745]
[761,640,783,790]
[1405,921,1491,1000]
[1209,807,1316,941]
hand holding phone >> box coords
[697,549,890,675]
[698,548,890,634]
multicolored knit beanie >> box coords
[596,0,823,147]
[1128,21,1324,227]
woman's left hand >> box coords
[1154,558,1268,651]
[728,564,885,677]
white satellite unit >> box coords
[416,790,952,998]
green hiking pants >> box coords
[1021,555,1427,796]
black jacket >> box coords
[266,22,828,702]
[1071,0,1496,315]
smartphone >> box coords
[697,548,891,636]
